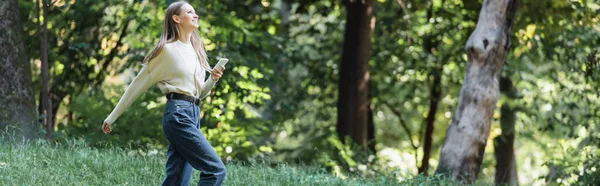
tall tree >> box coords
[37,0,52,139]
[435,0,518,183]
[418,0,446,174]
[0,0,39,140]
[494,77,519,185]
[419,66,442,175]
[337,0,375,151]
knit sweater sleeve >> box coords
[198,74,217,99]
[103,64,157,125]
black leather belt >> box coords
[166,92,200,105]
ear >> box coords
[172,15,180,24]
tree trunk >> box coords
[418,1,445,174]
[494,77,519,185]
[419,68,442,175]
[435,0,518,183]
[38,0,53,139]
[0,0,40,140]
[337,0,375,151]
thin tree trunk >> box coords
[435,0,518,183]
[0,0,39,140]
[337,0,375,151]
[38,0,53,139]
[418,1,445,174]
[418,68,442,175]
[494,77,519,185]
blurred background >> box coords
[1,0,598,185]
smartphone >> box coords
[214,57,229,70]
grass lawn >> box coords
[0,138,472,186]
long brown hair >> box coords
[143,1,211,71]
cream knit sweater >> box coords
[104,40,217,125]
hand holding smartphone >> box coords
[209,57,228,81]
[214,57,229,70]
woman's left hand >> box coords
[210,66,225,80]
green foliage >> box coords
[369,0,478,178]
[267,0,344,163]
[543,146,600,185]
[63,83,167,150]
[505,1,600,184]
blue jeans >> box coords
[161,99,226,186]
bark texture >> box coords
[337,0,375,151]
[0,0,40,140]
[435,0,518,183]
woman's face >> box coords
[173,3,199,31]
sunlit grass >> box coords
[0,136,477,185]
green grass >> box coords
[0,138,470,186]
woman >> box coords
[101,1,227,185]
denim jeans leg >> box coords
[163,99,226,186]
[161,144,193,186]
